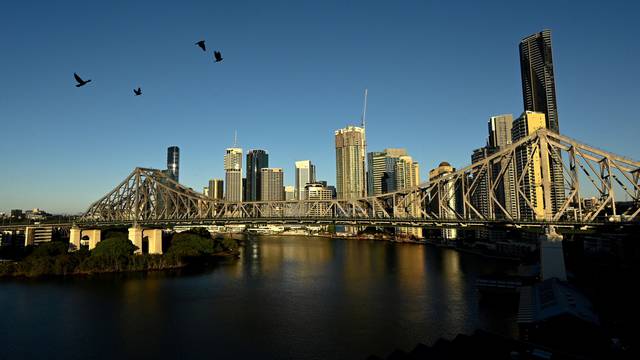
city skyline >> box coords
[1,0,639,213]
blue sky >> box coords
[1,0,639,214]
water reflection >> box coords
[0,236,517,360]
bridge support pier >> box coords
[24,227,35,246]
[84,230,101,250]
[70,226,81,250]
[128,227,163,255]
[69,227,101,251]
[540,226,567,281]
[128,227,143,254]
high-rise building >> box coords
[284,185,295,201]
[367,148,407,196]
[394,155,419,191]
[246,150,269,201]
[470,147,491,220]
[512,111,548,220]
[429,162,458,240]
[520,30,565,215]
[488,114,513,148]
[488,114,518,218]
[470,147,491,240]
[208,179,224,200]
[167,146,180,182]
[260,168,284,201]
[305,182,333,217]
[395,155,422,238]
[224,147,243,201]
[520,29,559,133]
[294,160,316,200]
[335,126,367,200]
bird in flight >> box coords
[214,50,223,62]
[195,40,206,52]
[133,87,142,96]
[73,73,91,87]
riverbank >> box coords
[0,228,240,279]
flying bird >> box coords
[133,87,142,96]
[195,40,206,52]
[214,50,223,62]
[73,73,91,87]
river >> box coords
[0,235,518,359]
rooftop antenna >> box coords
[361,88,368,129]
[233,130,238,147]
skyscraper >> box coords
[246,150,269,201]
[335,126,367,200]
[294,160,316,200]
[470,147,491,220]
[488,114,518,218]
[520,30,566,216]
[208,179,224,200]
[520,29,559,133]
[395,155,422,238]
[224,147,243,202]
[260,168,284,201]
[512,111,547,220]
[167,146,180,182]
[367,148,407,196]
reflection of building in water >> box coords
[395,245,426,296]
[249,237,332,278]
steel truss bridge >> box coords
[79,129,640,232]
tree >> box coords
[83,237,138,271]
[91,237,137,258]
[29,241,69,258]
[168,232,215,259]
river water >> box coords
[0,236,518,359]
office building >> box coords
[471,147,491,240]
[167,146,180,182]
[470,147,491,220]
[305,182,333,217]
[295,160,316,200]
[395,155,422,238]
[261,168,284,201]
[246,150,269,201]
[208,179,224,200]
[224,147,243,201]
[367,148,407,196]
[284,185,295,201]
[335,126,367,200]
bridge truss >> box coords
[80,129,640,229]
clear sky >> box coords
[1,0,639,214]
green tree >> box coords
[29,241,69,258]
[168,232,215,259]
[81,237,138,272]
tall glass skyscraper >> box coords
[246,150,269,201]
[520,30,565,215]
[167,146,180,182]
[520,29,559,133]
